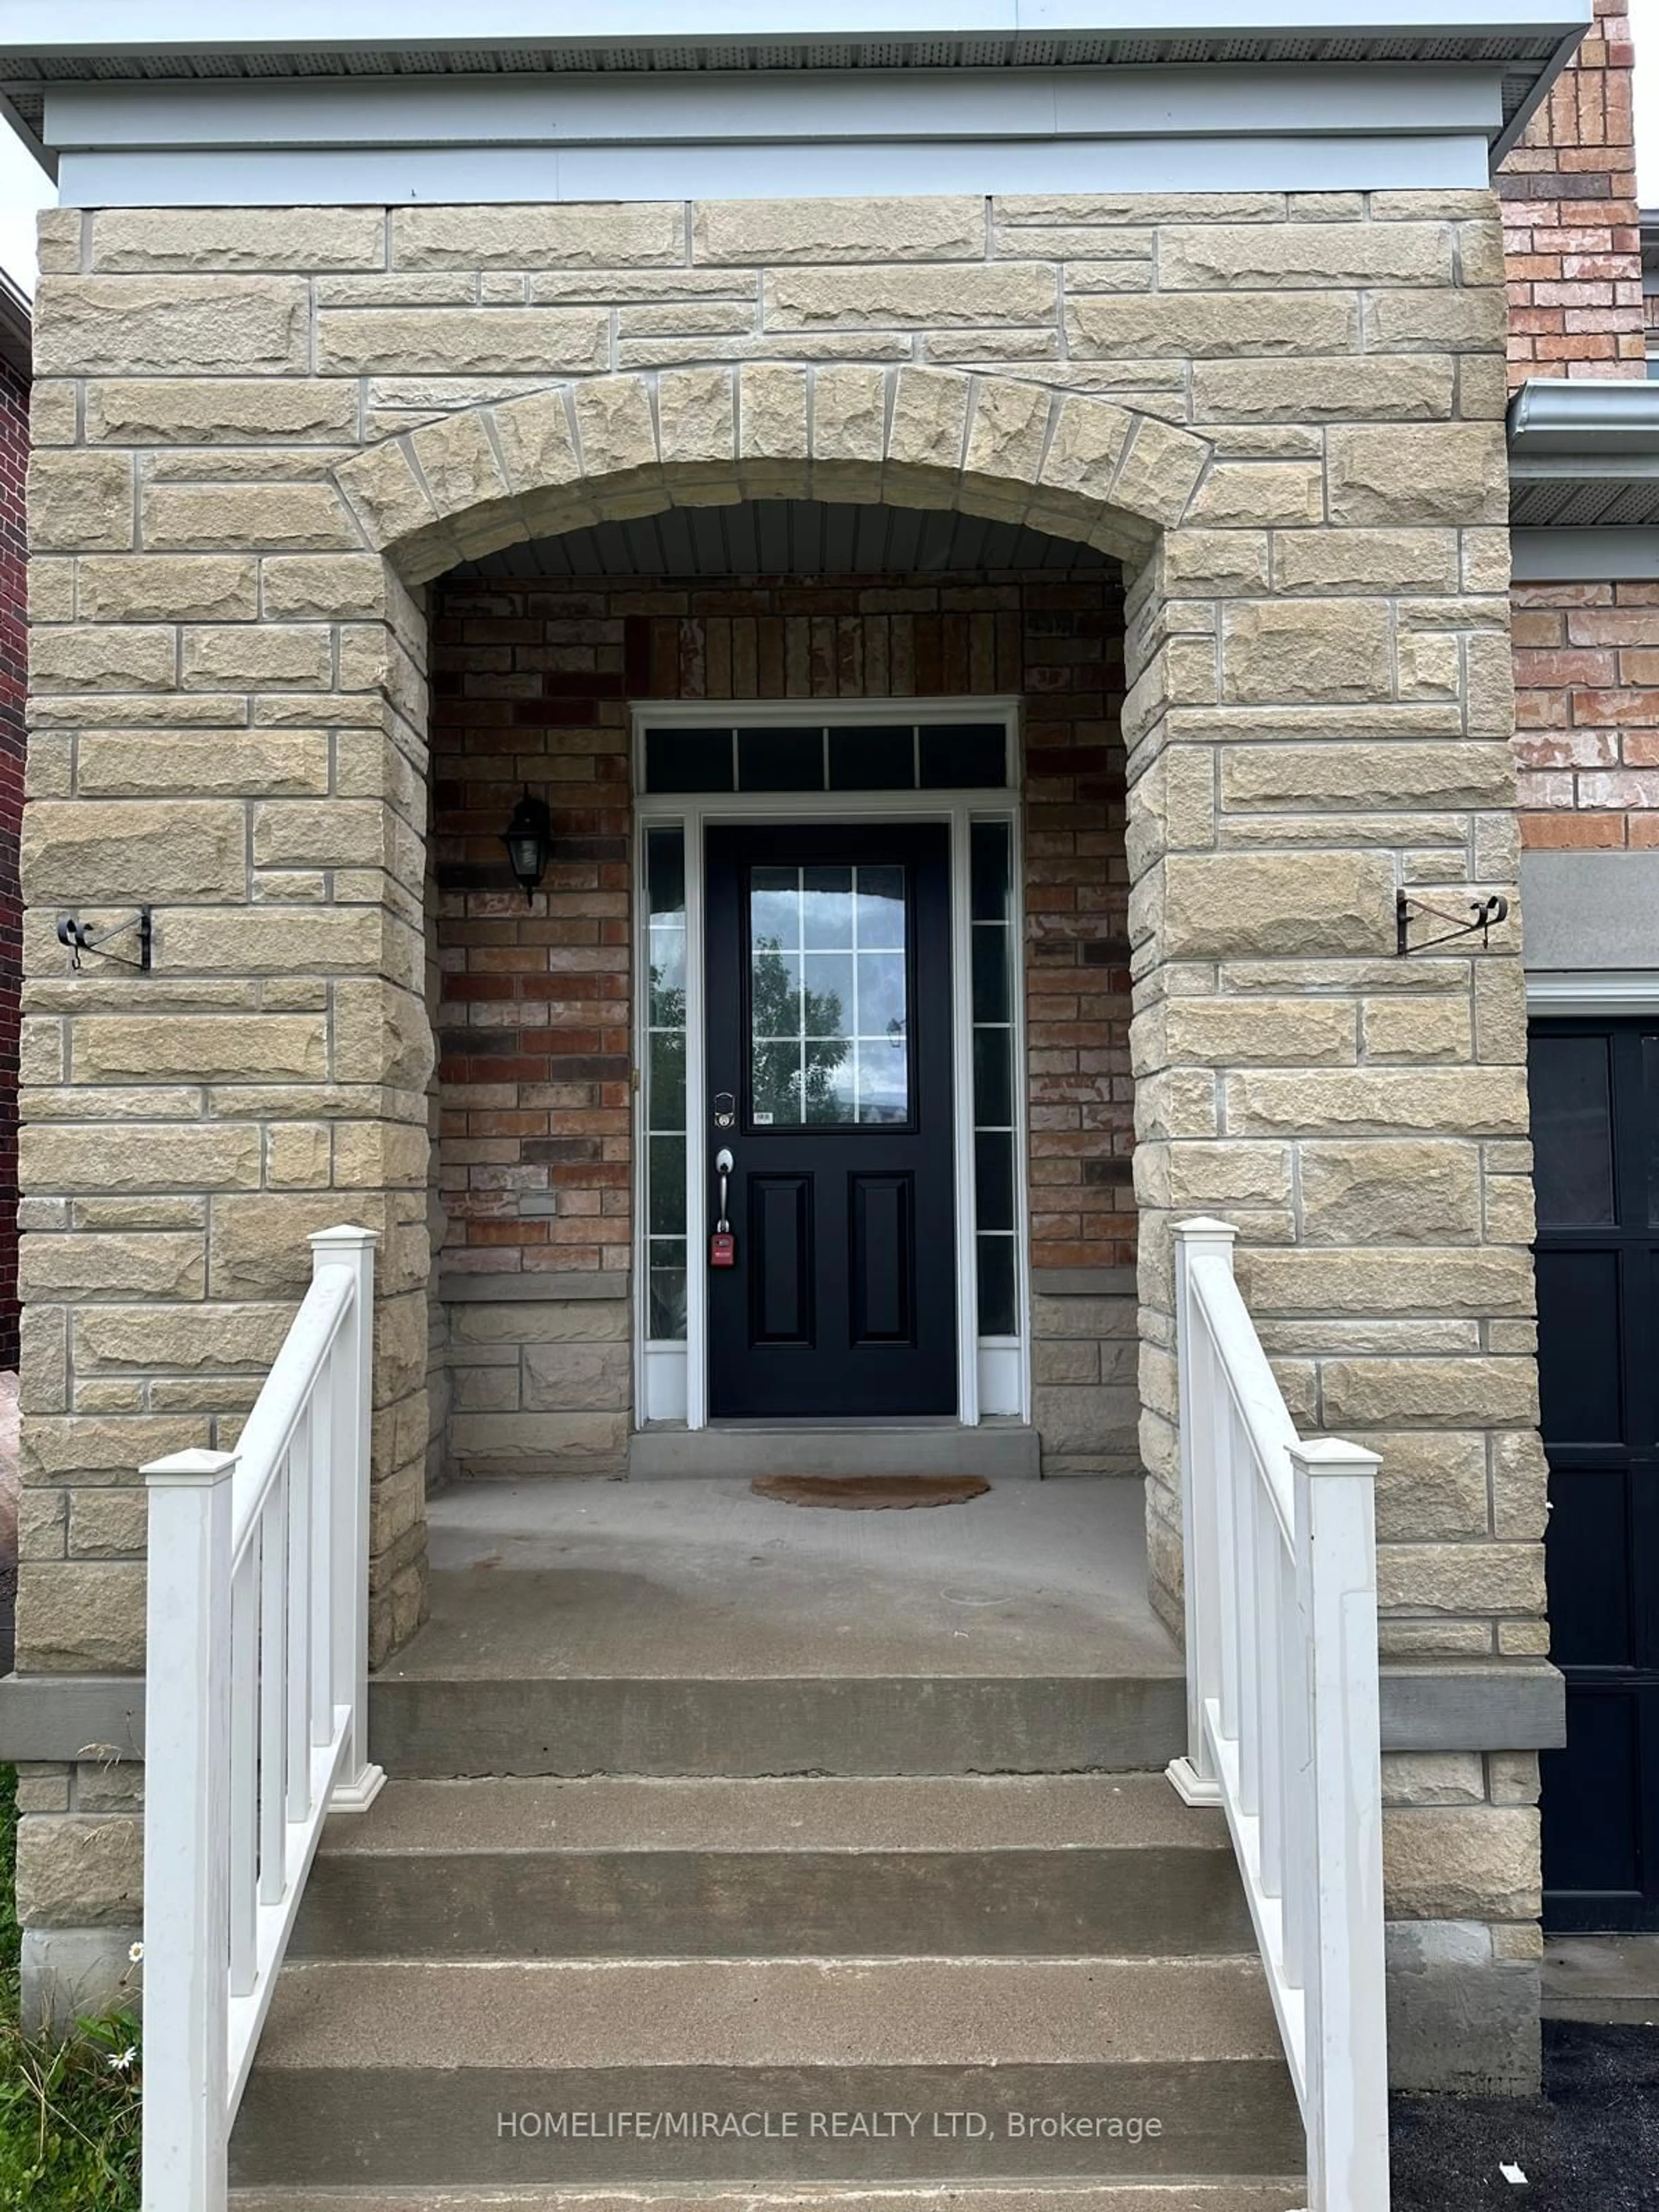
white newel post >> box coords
[310,1224,384,1814]
[1293,1437,1389,2212]
[140,1446,238,2212]
[1168,1215,1236,1807]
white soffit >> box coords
[449,499,1118,582]
[0,2,1588,202]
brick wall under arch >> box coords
[428,559,1138,1476]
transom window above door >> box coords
[642,719,1011,795]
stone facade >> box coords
[0,349,25,1372]
[18,188,1541,2076]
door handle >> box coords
[710,1147,737,1268]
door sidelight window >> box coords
[644,827,689,1342]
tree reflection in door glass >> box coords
[747,864,909,1127]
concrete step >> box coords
[291,1777,1254,1962]
[369,1674,1187,1779]
[229,2184,1308,2211]
[229,1957,1304,2192]
[628,1425,1041,1480]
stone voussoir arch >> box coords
[331,364,1215,586]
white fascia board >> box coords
[56,132,1494,205]
[0,0,1593,54]
[41,67,1504,151]
[1510,527,1659,581]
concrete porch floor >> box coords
[379,1475,1182,1683]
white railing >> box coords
[1167,1217,1390,2212]
[140,1225,385,2212]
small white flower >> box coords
[127,1942,144,1965]
[107,2047,137,2075]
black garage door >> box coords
[1533,1019,1659,1929]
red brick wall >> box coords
[1500,3,1656,850]
[1498,0,1644,387]
[1512,577,1659,847]
[429,570,1132,1285]
[0,358,24,1370]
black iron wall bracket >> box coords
[1395,890,1509,958]
[56,909,153,973]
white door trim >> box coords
[630,697,1027,1434]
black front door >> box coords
[1533,1019,1659,1929]
[704,822,957,1420]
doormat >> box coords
[751,1474,990,1510]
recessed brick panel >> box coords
[429,569,1133,1282]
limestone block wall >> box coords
[0,351,26,1371]
[16,188,1544,2076]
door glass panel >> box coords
[828,725,915,790]
[645,718,1014,795]
[739,726,823,792]
[855,867,906,946]
[644,828,689,1341]
[803,953,855,1036]
[859,950,906,1037]
[971,820,1020,1340]
[747,864,910,1128]
[856,1036,909,1126]
[645,728,734,794]
[750,867,801,951]
[973,1026,1013,1128]
[802,865,855,947]
[972,921,1012,1025]
[804,1043,857,1124]
[1531,1032,1616,1226]
[919,722,1009,789]
[977,1234,1018,1339]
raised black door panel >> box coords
[1534,1018,1659,1929]
[705,823,956,1419]
[749,1176,813,1345]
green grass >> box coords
[0,1764,143,2209]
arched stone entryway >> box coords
[309,365,1220,1654]
[333,365,1214,583]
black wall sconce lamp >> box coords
[501,791,554,904]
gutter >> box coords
[1506,378,1659,530]
[1509,376,1659,461]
